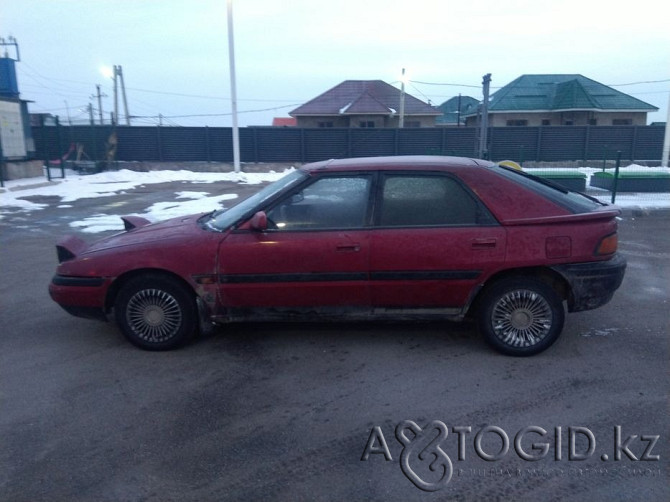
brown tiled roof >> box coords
[290,80,440,116]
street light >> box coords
[399,68,407,128]
[99,65,114,80]
[227,0,241,173]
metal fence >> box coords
[31,123,666,165]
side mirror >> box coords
[249,211,268,231]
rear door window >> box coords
[377,174,496,227]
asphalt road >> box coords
[1,178,668,501]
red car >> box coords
[49,156,626,356]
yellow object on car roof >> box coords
[499,160,523,171]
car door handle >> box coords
[336,244,361,252]
[471,238,497,249]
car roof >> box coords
[301,155,494,173]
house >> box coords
[436,95,479,126]
[290,80,441,128]
[463,74,658,127]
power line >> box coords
[29,103,90,114]
[18,64,307,105]
[125,86,301,103]
[410,80,481,89]
[136,103,302,120]
[410,78,670,93]
[408,83,433,104]
[607,79,670,87]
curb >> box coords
[620,207,670,218]
[0,180,62,193]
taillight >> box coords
[595,233,618,255]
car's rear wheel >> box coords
[114,274,197,350]
[477,277,564,356]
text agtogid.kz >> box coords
[361,421,661,491]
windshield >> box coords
[204,169,307,231]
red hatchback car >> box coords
[49,156,626,356]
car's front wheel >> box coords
[477,277,565,356]
[114,274,197,350]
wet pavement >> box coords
[1,178,668,501]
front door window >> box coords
[217,175,372,310]
[267,176,371,230]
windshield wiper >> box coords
[209,207,228,219]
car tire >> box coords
[114,274,197,351]
[477,277,565,356]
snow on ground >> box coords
[0,165,668,234]
[0,168,294,232]
[67,192,241,234]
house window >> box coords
[318,121,334,128]
[541,119,551,126]
[564,120,574,126]
[612,119,632,125]
[588,119,597,126]
[359,121,375,128]
[506,120,528,126]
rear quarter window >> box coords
[492,165,603,213]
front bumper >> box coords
[551,253,627,312]
[49,275,110,321]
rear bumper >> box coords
[552,253,627,312]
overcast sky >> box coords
[2,0,669,127]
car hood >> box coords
[89,213,207,251]
[56,213,211,262]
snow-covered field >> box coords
[1,165,668,234]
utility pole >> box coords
[112,67,118,126]
[227,0,241,173]
[64,100,72,126]
[0,36,20,61]
[88,103,94,125]
[478,73,491,158]
[662,88,670,167]
[399,68,406,128]
[93,84,106,125]
[457,93,462,127]
[110,65,131,125]
[116,65,131,126]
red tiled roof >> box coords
[272,117,297,127]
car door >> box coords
[217,174,372,311]
[369,172,506,311]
